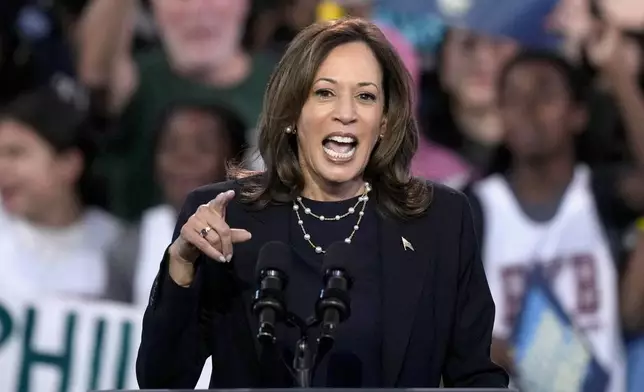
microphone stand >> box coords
[255,306,327,388]
[285,313,315,388]
[293,336,314,387]
[260,282,348,388]
[284,315,337,388]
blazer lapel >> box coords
[380,214,434,386]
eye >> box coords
[357,92,377,101]
[0,145,26,158]
[314,89,334,98]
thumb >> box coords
[231,228,252,243]
[209,190,235,218]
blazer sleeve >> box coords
[136,191,213,389]
[441,193,510,388]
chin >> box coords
[168,45,221,71]
[175,56,213,72]
[319,169,361,185]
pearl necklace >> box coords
[292,182,371,254]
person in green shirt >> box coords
[77,0,274,220]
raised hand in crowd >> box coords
[621,225,644,332]
[585,20,644,170]
[598,0,644,31]
[168,190,251,287]
[585,22,640,78]
[547,0,593,61]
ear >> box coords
[56,149,84,185]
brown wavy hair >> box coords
[231,17,432,220]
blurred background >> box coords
[0,0,642,391]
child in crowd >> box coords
[0,76,121,300]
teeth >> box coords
[323,145,356,160]
[327,135,356,144]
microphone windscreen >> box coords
[255,241,293,278]
[322,241,357,276]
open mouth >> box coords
[322,135,358,161]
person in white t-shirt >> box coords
[0,79,122,300]
[105,102,247,307]
[466,50,644,392]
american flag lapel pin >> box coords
[402,236,414,251]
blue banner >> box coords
[627,337,644,392]
[374,0,563,51]
[511,267,609,392]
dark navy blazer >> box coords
[135,177,509,389]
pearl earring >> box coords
[379,134,384,139]
[285,126,296,134]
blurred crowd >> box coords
[0,0,643,391]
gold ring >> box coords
[200,226,212,238]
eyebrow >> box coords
[314,77,380,91]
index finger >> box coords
[208,190,235,218]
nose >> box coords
[333,94,358,125]
[471,41,497,75]
[516,93,545,122]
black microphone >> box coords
[252,241,292,345]
[316,242,355,342]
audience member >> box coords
[467,50,644,392]
[423,29,517,175]
[77,0,274,220]
[0,77,121,300]
[105,103,246,306]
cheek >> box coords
[13,153,44,176]
[366,138,380,159]
[500,106,519,126]
[18,165,58,200]
[440,60,463,91]
[297,104,326,131]
[155,152,173,177]
[366,127,382,151]
[29,162,59,188]
[541,104,569,124]
[295,110,321,150]
[296,132,316,157]
[155,3,189,34]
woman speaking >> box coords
[136,17,508,389]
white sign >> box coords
[0,292,142,392]
[0,289,213,392]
